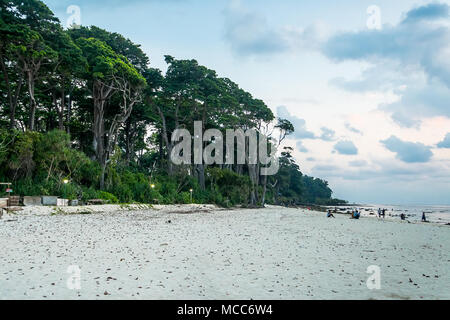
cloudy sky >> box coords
[45,0,450,205]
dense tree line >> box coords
[0,0,346,207]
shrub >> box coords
[8,131,40,179]
[176,192,191,204]
[206,168,251,206]
[98,191,119,204]
[110,183,133,203]
[81,187,99,202]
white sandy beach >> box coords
[0,205,449,300]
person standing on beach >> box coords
[382,209,386,219]
[378,208,382,218]
[422,212,427,222]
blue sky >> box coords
[45,0,450,205]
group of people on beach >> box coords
[326,209,360,219]
[380,208,428,222]
[378,208,387,219]
[327,207,431,223]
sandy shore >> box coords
[0,205,449,300]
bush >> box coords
[60,182,81,200]
[8,131,40,179]
[13,178,46,196]
[81,187,100,202]
[1,128,340,207]
[206,168,251,206]
[110,183,133,203]
[176,192,192,204]
[78,160,101,188]
[12,176,81,200]
[0,129,12,168]
[157,179,178,204]
[98,191,119,204]
[80,188,118,203]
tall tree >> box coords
[76,37,146,189]
[0,20,25,128]
[48,30,87,131]
[0,0,61,129]
[10,26,57,130]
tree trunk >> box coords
[260,174,268,207]
[66,93,72,134]
[100,162,107,191]
[93,82,107,189]
[94,107,105,189]
[125,119,131,164]
[49,91,57,130]
[0,54,23,129]
[58,82,65,131]
[27,71,37,131]
[94,79,139,189]
[124,119,136,165]
[248,164,259,206]
[156,105,174,175]
[196,164,206,190]
[159,131,163,164]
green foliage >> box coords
[268,147,346,206]
[80,187,99,202]
[98,191,119,204]
[78,161,101,188]
[0,129,14,167]
[12,176,80,199]
[8,131,40,178]
[79,188,118,203]
[75,37,146,87]
[0,0,345,208]
[207,168,251,206]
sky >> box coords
[45,0,450,205]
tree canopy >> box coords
[0,0,346,207]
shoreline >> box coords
[2,203,449,228]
